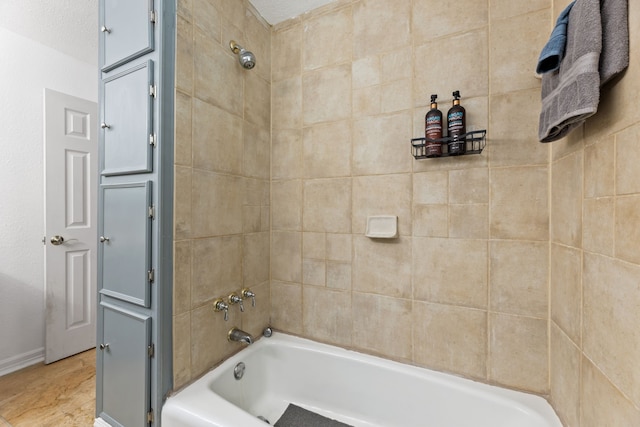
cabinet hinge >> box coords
[148,205,155,219]
[149,133,157,147]
[148,269,155,283]
[150,10,157,24]
[147,409,154,423]
[149,84,157,98]
[148,344,155,358]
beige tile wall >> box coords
[270,0,552,394]
[171,0,640,424]
[172,0,271,389]
[549,0,640,425]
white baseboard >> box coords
[94,417,112,427]
[0,347,44,377]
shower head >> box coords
[229,40,256,70]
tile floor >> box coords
[0,349,95,426]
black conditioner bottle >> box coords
[447,90,466,155]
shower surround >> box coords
[173,0,640,425]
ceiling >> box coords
[248,0,336,25]
[0,0,98,66]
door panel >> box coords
[44,89,97,364]
[101,60,154,176]
[101,0,154,72]
[99,181,152,307]
[97,302,151,427]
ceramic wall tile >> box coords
[270,281,303,334]
[413,237,488,309]
[352,174,412,236]
[303,178,352,233]
[302,64,352,125]
[193,98,243,175]
[583,253,640,405]
[353,0,411,59]
[303,120,352,179]
[490,166,548,240]
[489,90,550,167]
[271,180,302,231]
[413,301,487,379]
[414,29,488,105]
[489,313,548,393]
[272,24,302,82]
[303,286,352,346]
[550,243,582,344]
[412,0,488,44]
[353,112,412,175]
[490,240,548,318]
[353,292,412,360]
[303,6,352,71]
[615,195,640,264]
[582,357,640,427]
[550,323,581,427]
[551,151,583,247]
[489,9,549,94]
[271,231,302,283]
[353,236,412,298]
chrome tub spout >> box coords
[228,327,253,345]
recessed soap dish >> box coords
[365,215,398,239]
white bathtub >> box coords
[162,332,563,427]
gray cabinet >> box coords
[99,181,152,307]
[101,0,155,72]
[101,61,155,176]
[97,302,152,427]
[97,0,173,425]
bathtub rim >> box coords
[162,331,563,427]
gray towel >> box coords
[538,0,629,142]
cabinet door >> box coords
[101,61,154,176]
[99,181,152,307]
[101,0,155,72]
[97,302,151,427]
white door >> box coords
[44,89,98,364]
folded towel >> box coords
[536,1,575,74]
[599,0,630,85]
[538,0,629,142]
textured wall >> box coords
[270,0,552,394]
[172,0,272,388]
[173,1,640,425]
[549,0,640,425]
[0,27,97,375]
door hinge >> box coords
[147,409,154,423]
[149,84,157,98]
[150,10,157,24]
[42,236,46,245]
[149,133,157,147]
[148,344,155,358]
[148,269,155,283]
[148,205,155,219]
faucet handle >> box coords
[241,288,256,307]
[228,292,244,312]
[213,298,229,321]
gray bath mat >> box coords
[274,404,353,427]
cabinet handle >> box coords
[101,122,110,129]
[100,236,110,243]
[101,26,111,34]
[99,343,110,350]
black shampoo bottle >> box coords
[425,94,443,157]
[447,91,466,155]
